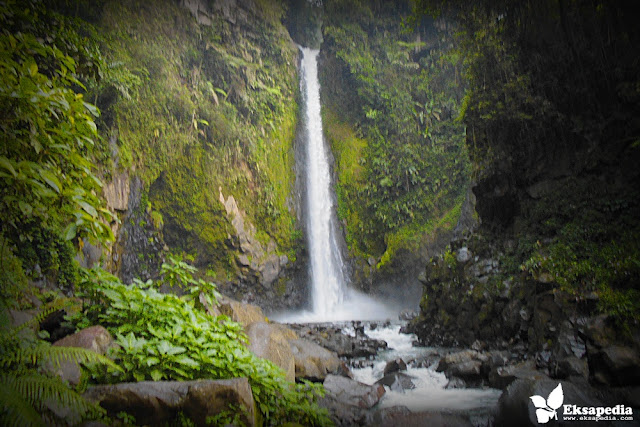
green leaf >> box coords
[0,157,17,178]
[18,201,33,216]
[38,169,61,193]
[78,200,98,218]
[150,370,163,381]
[63,223,77,241]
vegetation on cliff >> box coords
[319,0,471,269]
[411,0,640,333]
[0,1,331,424]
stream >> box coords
[280,46,502,425]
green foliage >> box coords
[0,3,114,247]
[73,262,331,426]
[0,0,116,296]
[0,303,118,426]
[321,0,470,261]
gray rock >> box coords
[323,374,385,409]
[495,378,605,427]
[437,350,488,381]
[383,358,407,375]
[588,345,640,386]
[556,356,588,379]
[84,379,256,426]
[457,247,472,263]
[375,372,416,392]
[488,360,547,390]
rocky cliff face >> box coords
[408,0,640,389]
[80,0,306,311]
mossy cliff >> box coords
[407,0,640,386]
[69,0,303,310]
[316,0,472,300]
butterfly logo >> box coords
[530,383,564,423]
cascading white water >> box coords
[271,47,396,322]
[301,47,346,316]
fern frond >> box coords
[10,300,71,336]
[1,372,105,423]
[0,378,43,427]
[1,341,121,373]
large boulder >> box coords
[494,378,606,426]
[218,297,265,329]
[289,338,341,381]
[323,374,385,409]
[245,322,295,382]
[488,360,547,390]
[51,326,115,386]
[588,345,640,386]
[437,350,488,382]
[84,379,256,426]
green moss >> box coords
[89,0,301,275]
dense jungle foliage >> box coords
[412,0,640,324]
[0,0,328,424]
[319,0,471,266]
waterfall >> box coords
[271,48,396,322]
[300,47,347,316]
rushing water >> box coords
[273,47,395,323]
[350,323,502,426]
[301,47,347,317]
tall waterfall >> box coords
[300,47,347,316]
[271,48,395,322]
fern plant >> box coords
[0,302,120,426]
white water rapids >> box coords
[349,323,502,425]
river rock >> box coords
[457,247,472,263]
[588,345,640,386]
[218,296,265,328]
[383,358,407,375]
[51,326,115,386]
[375,372,416,392]
[323,374,385,409]
[245,322,295,382]
[494,378,605,427]
[84,379,256,426]
[488,360,546,390]
[555,356,588,379]
[289,338,341,381]
[436,350,488,382]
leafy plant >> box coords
[73,262,331,426]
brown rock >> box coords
[84,379,255,426]
[289,338,341,381]
[246,322,295,382]
[218,297,265,329]
[51,326,115,386]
